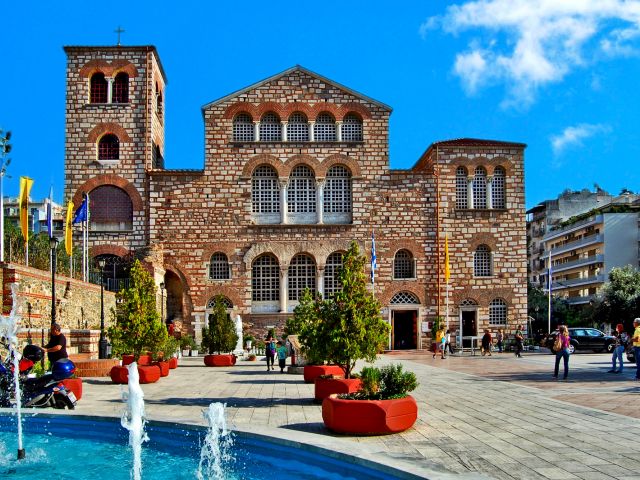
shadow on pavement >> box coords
[140,396,314,408]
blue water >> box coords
[0,415,403,480]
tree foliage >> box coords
[201,295,238,354]
[108,260,166,361]
[601,265,640,331]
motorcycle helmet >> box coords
[52,358,76,380]
[22,344,44,362]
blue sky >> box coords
[2,0,640,208]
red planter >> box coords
[168,357,178,369]
[122,355,152,366]
[109,365,162,384]
[322,394,418,435]
[314,377,362,402]
[153,361,170,377]
[62,378,83,401]
[203,354,237,367]
[303,365,344,383]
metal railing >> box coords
[549,234,603,256]
[552,274,605,290]
[551,254,603,273]
[88,272,131,292]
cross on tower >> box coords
[115,26,125,46]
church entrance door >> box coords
[392,310,417,350]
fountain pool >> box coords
[0,414,418,480]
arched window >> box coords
[287,165,316,214]
[98,134,119,161]
[259,112,282,142]
[89,185,133,231]
[314,112,336,142]
[456,167,468,209]
[287,112,309,142]
[474,245,492,277]
[390,291,420,304]
[323,165,352,217]
[393,250,415,279]
[233,113,254,142]
[90,73,108,103]
[207,296,233,310]
[156,83,163,116]
[492,167,506,209]
[252,165,280,219]
[112,72,129,103]
[473,167,487,209]
[252,254,280,302]
[489,298,507,325]
[324,252,344,298]
[342,114,363,142]
[288,254,316,301]
[209,252,230,280]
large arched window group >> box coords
[455,165,507,210]
[89,71,130,104]
[89,185,133,231]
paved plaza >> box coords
[40,352,640,479]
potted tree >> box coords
[201,295,239,367]
[180,334,196,357]
[322,363,419,435]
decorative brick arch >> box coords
[453,288,514,307]
[243,241,350,270]
[282,154,322,177]
[452,291,481,307]
[337,103,372,120]
[195,285,243,310]
[241,154,285,178]
[256,102,287,118]
[469,233,498,251]
[318,154,361,178]
[379,284,425,305]
[201,244,237,262]
[72,175,143,212]
[88,123,132,143]
[486,158,514,176]
[89,244,131,259]
[223,102,258,120]
[308,105,341,121]
[163,259,192,290]
[386,239,422,258]
[282,103,314,119]
[450,156,514,176]
[79,59,138,78]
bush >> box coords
[342,364,418,400]
[179,334,196,351]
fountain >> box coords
[197,402,233,480]
[121,362,148,480]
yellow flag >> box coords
[65,200,74,256]
[444,234,450,283]
[18,176,33,244]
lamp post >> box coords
[159,282,165,324]
[50,237,58,326]
[98,258,107,359]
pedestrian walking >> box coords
[553,325,571,380]
[481,329,492,356]
[514,325,524,358]
[433,327,445,359]
[608,323,628,374]
[631,318,640,381]
[445,329,455,355]
[496,329,504,353]
[265,336,276,371]
[276,340,288,373]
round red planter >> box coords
[203,354,237,367]
[153,361,170,377]
[62,378,83,401]
[109,365,162,384]
[314,377,362,403]
[168,357,178,369]
[303,365,344,383]
[122,355,152,366]
[322,394,418,435]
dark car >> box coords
[627,347,636,363]
[543,328,616,354]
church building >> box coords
[63,45,527,349]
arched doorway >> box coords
[390,291,420,350]
[92,254,131,292]
[459,298,478,348]
[164,270,184,328]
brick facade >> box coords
[63,45,527,349]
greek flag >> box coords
[371,231,377,285]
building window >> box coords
[456,167,468,209]
[233,113,254,142]
[252,254,280,302]
[98,134,119,161]
[492,167,506,209]
[252,165,280,214]
[288,254,316,301]
[207,296,233,310]
[288,165,316,214]
[489,298,507,325]
[324,251,344,298]
[287,112,309,142]
[112,72,129,103]
[259,112,282,142]
[90,73,108,103]
[474,244,492,277]
[314,113,337,142]
[473,167,487,209]
[390,291,419,304]
[393,250,415,279]
[209,252,230,280]
[323,165,352,215]
[156,83,163,116]
[342,114,363,142]
[89,185,133,231]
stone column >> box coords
[279,179,289,224]
[317,266,325,298]
[193,313,203,346]
[279,267,288,313]
[316,178,325,224]
[336,121,343,142]
[107,78,114,104]
[254,121,260,142]
[467,178,474,209]
[486,176,493,209]
[309,121,316,142]
[281,121,288,142]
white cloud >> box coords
[550,123,610,156]
[421,0,640,107]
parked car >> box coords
[627,347,636,364]
[542,328,616,354]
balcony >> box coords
[552,274,605,290]
[549,234,603,257]
[543,214,603,242]
[566,294,598,305]
[551,254,603,274]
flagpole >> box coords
[85,192,90,281]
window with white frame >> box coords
[474,244,492,277]
[233,113,254,142]
[314,112,337,141]
[259,112,282,141]
[393,250,415,279]
[206,296,233,310]
[288,254,316,301]
[287,112,309,142]
[390,291,419,304]
[342,114,363,141]
[492,166,506,209]
[209,252,230,280]
[473,167,487,209]
[252,254,280,301]
[252,165,280,214]
[489,298,507,325]
[324,252,344,298]
[456,167,468,209]
[287,165,316,213]
[323,165,352,214]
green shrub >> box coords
[343,364,418,400]
[179,334,196,351]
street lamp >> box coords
[98,258,107,359]
[50,236,58,326]
[159,282,165,324]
